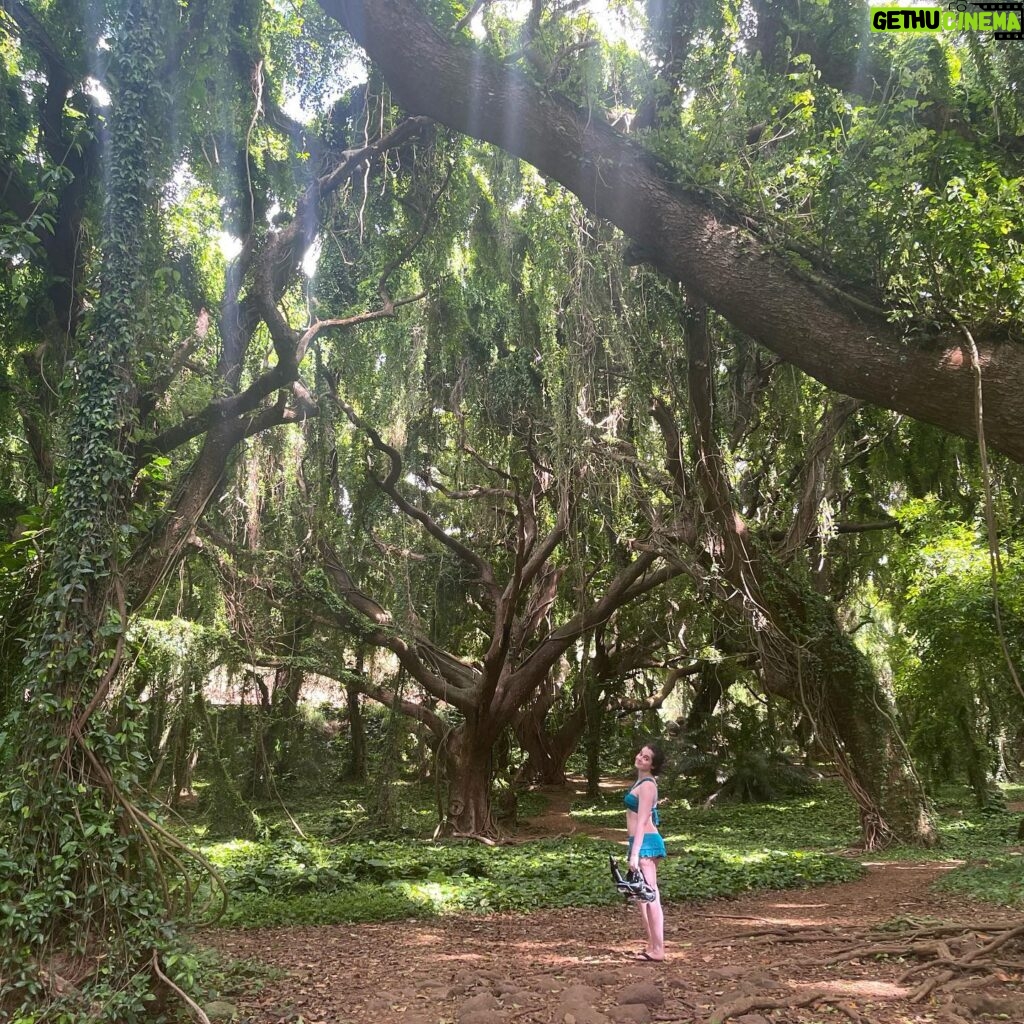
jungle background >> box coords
[1,0,1023,1021]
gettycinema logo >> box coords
[870,1,1024,38]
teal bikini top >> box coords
[623,777,660,825]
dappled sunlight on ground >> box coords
[861,860,963,869]
[204,861,1000,1024]
[793,978,914,999]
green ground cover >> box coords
[574,778,862,854]
[201,834,861,928]
[181,779,1024,928]
[926,782,1024,908]
[576,779,1024,861]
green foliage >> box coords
[707,748,817,805]
[626,1,1024,334]
[1,0,1022,1016]
[200,831,861,929]
[574,778,862,853]
[935,856,1024,908]
[1,5,209,1020]
[931,783,1024,906]
[878,497,1024,791]
[169,780,879,930]
[670,697,817,805]
[878,793,1024,863]
[575,777,1024,866]
[877,166,1024,327]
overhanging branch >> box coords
[317,0,1024,463]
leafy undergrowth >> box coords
[576,778,1024,859]
[179,781,547,842]
[185,778,1024,927]
[575,778,1024,912]
[573,777,861,853]
[924,782,1024,906]
[200,835,861,929]
[874,782,1024,862]
[934,854,1024,907]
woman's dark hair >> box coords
[645,741,666,776]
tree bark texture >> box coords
[756,562,936,847]
[514,695,587,785]
[446,720,500,836]
[319,404,684,835]
[346,655,368,782]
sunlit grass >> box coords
[572,779,861,854]
[180,776,1024,926]
[193,826,864,928]
[935,854,1024,908]
[573,777,1024,866]
[999,782,1024,803]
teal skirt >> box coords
[628,832,667,860]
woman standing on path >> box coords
[624,742,667,961]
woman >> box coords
[624,742,666,961]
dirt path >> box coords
[515,775,630,843]
[201,788,1023,1024]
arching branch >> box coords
[334,395,499,593]
[317,0,1024,463]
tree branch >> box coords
[317,0,1024,463]
[334,394,499,592]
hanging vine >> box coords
[0,4,221,1021]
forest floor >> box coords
[201,781,1024,1024]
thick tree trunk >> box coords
[168,677,200,805]
[955,702,993,807]
[269,661,304,777]
[514,696,587,785]
[584,683,606,798]
[758,565,935,847]
[446,721,500,836]
[684,667,726,795]
[318,0,1024,463]
[246,673,273,799]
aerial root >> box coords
[150,951,212,1024]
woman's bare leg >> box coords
[638,859,664,960]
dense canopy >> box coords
[0,0,1022,1019]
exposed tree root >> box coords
[717,926,844,945]
[934,1012,972,1024]
[704,917,1024,1024]
[833,1004,865,1024]
[450,830,498,846]
[828,919,1024,1019]
[808,919,1024,996]
[705,988,862,1024]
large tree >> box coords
[317,0,1024,460]
[0,0,434,1015]
[647,306,933,845]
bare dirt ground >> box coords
[201,784,1024,1024]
